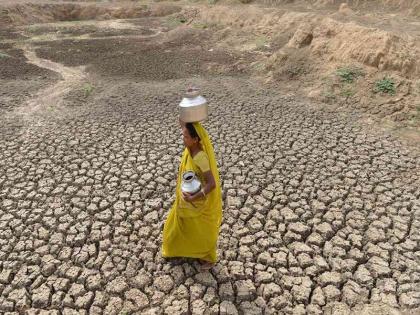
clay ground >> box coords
[0,1,419,314]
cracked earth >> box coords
[0,4,420,315]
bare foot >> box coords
[198,259,215,271]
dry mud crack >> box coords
[18,46,86,118]
[0,2,420,315]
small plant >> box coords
[323,91,336,103]
[0,52,10,59]
[252,62,265,72]
[192,23,208,30]
[409,104,420,125]
[336,67,363,83]
[83,83,95,98]
[415,81,420,95]
[165,16,186,28]
[255,36,268,49]
[285,65,305,79]
[415,104,420,119]
[27,25,39,33]
[374,77,396,95]
[341,88,355,98]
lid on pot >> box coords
[179,87,207,108]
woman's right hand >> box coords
[182,191,193,202]
[182,191,204,202]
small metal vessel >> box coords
[179,87,208,122]
[181,171,201,194]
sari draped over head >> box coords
[162,122,222,263]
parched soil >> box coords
[0,1,419,314]
[34,30,237,81]
[0,47,58,80]
[0,44,60,112]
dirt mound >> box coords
[257,0,420,16]
[198,6,419,77]
[323,0,420,15]
[0,2,181,27]
[287,18,419,77]
[193,5,420,123]
[266,15,419,121]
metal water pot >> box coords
[181,171,201,194]
[179,87,208,123]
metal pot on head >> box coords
[179,87,208,123]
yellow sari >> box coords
[162,122,222,263]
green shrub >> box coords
[374,77,396,95]
[323,91,336,103]
[336,67,363,83]
[415,104,420,117]
[255,36,268,49]
[252,62,265,72]
[0,52,10,59]
[341,88,355,98]
[165,16,187,28]
[285,65,305,79]
[192,23,208,29]
[83,83,95,98]
[410,104,420,124]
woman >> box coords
[162,121,222,270]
